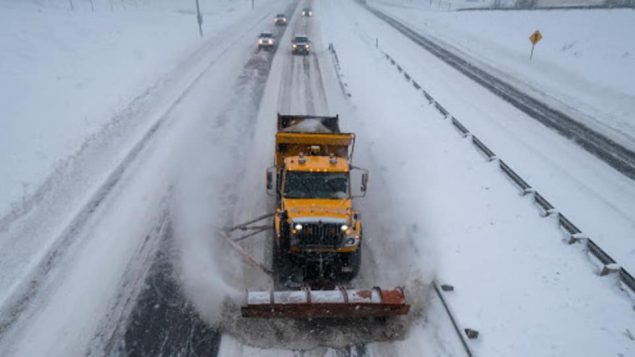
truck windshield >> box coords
[284,172,349,199]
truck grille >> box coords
[297,223,342,247]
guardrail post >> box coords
[599,263,621,277]
[567,232,588,245]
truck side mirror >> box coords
[266,167,275,195]
[361,172,369,192]
[351,167,369,198]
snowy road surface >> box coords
[0,0,633,356]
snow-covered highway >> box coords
[0,0,633,356]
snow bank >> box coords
[0,0,249,218]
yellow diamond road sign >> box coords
[529,30,543,45]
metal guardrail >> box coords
[471,136,497,161]
[587,239,615,265]
[451,117,470,137]
[422,90,434,103]
[434,283,474,357]
[498,160,533,195]
[328,43,352,98]
[558,213,581,235]
[378,49,635,296]
[533,192,556,216]
[434,102,449,118]
[619,269,635,292]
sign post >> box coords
[195,0,203,37]
[529,30,543,61]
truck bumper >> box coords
[287,250,360,277]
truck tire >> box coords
[272,223,291,286]
[339,244,361,281]
[272,238,287,286]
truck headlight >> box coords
[292,44,297,48]
[340,224,348,232]
[344,235,359,247]
[294,223,303,231]
[343,236,359,247]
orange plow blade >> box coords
[241,287,410,318]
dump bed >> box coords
[275,114,355,166]
[277,114,340,133]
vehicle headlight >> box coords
[343,236,359,247]
[294,223,303,231]
[292,44,297,48]
[340,224,348,232]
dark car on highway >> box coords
[274,14,287,25]
[291,35,311,55]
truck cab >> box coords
[267,115,368,282]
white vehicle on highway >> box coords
[257,32,275,50]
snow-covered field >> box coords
[372,0,635,151]
[367,0,635,273]
[0,0,633,356]
[0,0,256,218]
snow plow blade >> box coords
[241,287,410,318]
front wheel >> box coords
[339,245,361,281]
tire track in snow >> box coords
[303,55,317,114]
[278,45,296,113]
[113,1,302,354]
[118,218,222,356]
[90,205,171,355]
[310,51,331,114]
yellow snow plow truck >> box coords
[239,114,410,319]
